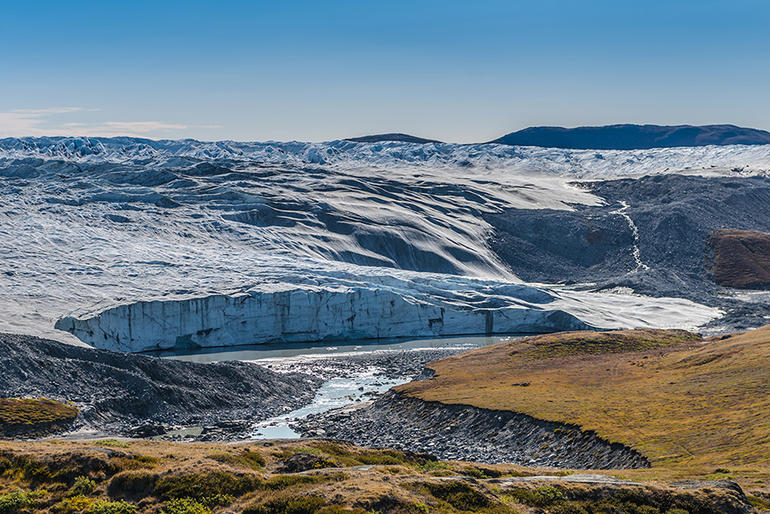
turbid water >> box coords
[153,334,504,363]
[160,335,510,439]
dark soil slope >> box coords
[0,333,321,436]
[710,229,770,288]
[490,124,770,149]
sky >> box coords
[1,0,769,143]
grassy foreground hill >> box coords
[397,327,770,483]
[0,439,761,513]
[2,327,770,511]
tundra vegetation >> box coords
[0,399,78,438]
[0,439,760,513]
[397,327,770,483]
[1,328,769,511]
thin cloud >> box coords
[103,121,188,132]
[0,107,87,137]
[11,107,84,115]
[0,111,53,137]
[0,108,219,138]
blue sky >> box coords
[1,0,768,142]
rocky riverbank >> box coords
[257,347,463,381]
[296,391,650,469]
[0,333,322,439]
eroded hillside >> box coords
[396,327,770,477]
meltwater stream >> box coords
[159,335,510,439]
[250,370,408,439]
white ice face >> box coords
[0,137,746,349]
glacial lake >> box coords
[152,334,508,363]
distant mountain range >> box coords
[347,124,770,149]
[489,124,770,149]
[345,133,443,144]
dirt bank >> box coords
[297,391,650,469]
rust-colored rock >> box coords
[710,229,770,288]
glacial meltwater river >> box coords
[159,335,511,439]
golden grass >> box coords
[0,398,78,427]
[0,439,752,513]
[396,327,770,481]
[0,439,532,513]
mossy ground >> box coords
[0,398,78,434]
[0,439,754,513]
[396,327,770,485]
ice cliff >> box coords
[53,270,720,353]
[55,282,587,353]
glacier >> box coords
[54,278,588,353]
[53,270,719,353]
[0,136,755,351]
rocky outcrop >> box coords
[710,229,770,288]
[0,333,321,437]
[487,174,770,291]
[491,476,755,513]
[298,392,650,469]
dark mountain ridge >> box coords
[344,133,443,144]
[346,124,770,149]
[489,124,770,149]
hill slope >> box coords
[397,327,770,474]
[0,333,320,435]
[490,124,770,149]
[0,439,758,514]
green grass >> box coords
[0,397,78,426]
[85,499,138,514]
[263,472,348,490]
[0,489,45,513]
[748,494,770,512]
[154,471,258,502]
[93,439,130,448]
[522,329,700,359]
[303,441,441,470]
[502,485,566,507]
[69,475,96,496]
[243,495,327,514]
[207,449,266,470]
[161,497,212,514]
[411,480,496,511]
[61,496,139,513]
[109,453,159,471]
[0,439,759,513]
